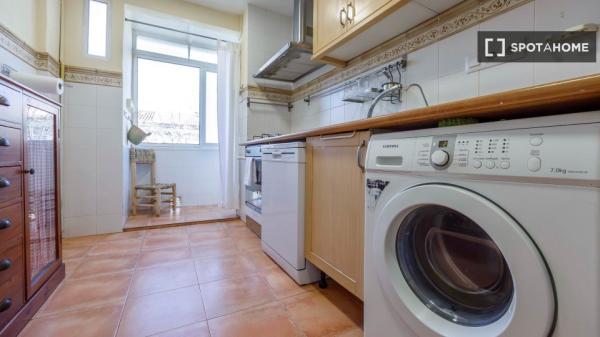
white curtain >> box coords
[216,40,240,209]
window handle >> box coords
[0,95,9,107]
[340,7,347,27]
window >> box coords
[86,0,109,57]
[133,32,218,146]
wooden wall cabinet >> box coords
[0,76,64,337]
[305,131,370,300]
[312,0,410,63]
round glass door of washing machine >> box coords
[372,184,556,337]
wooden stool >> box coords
[129,148,177,216]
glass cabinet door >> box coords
[23,101,59,294]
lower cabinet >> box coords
[305,131,370,300]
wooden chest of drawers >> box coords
[0,75,64,337]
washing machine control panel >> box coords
[367,123,600,182]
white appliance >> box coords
[364,111,600,337]
[261,142,320,284]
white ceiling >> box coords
[183,0,294,17]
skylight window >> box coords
[86,0,109,57]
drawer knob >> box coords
[0,298,11,312]
[22,168,35,175]
[0,176,9,188]
[0,95,9,107]
[0,137,9,147]
[0,219,11,230]
[0,259,11,271]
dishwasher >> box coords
[261,142,320,285]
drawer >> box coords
[0,203,23,243]
[0,243,24,328]
[0,238,24,286]
[0,166,22,204]
[0,125,21,166]
[0,83,22,125]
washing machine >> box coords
[364,111,600,337]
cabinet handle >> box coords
[0,95,9,107]
[22,168,35,175]
[356,140,366,173]
[0,176,10,188]
[339,7,347,27]
[0,259,11,271]
[319,131,356,140]
[0,298,12,312]
[0,137,9,147]
[0,219,11,230]
[346,2,355,23]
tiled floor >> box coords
[19,220,363,337]
[124,205,238,231]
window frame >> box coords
[84,0,111,59]
[132,30,218,150]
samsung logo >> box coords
[382,144,399,148]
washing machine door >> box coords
[373,184,555,337]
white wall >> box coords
[134,148,222,206]
[290,0,600,132]
[62,83,125,237]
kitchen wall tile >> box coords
[63,105,97,128]
[534,0,600,30]
[438,71,478,104]
[64,83,97,107]
[479,62,534,95]
[438,26,477,77]
[97,106,123,129]
[63,149,97,218]
[64,216,98,238]
[63,127,97,151]
[97,86,123,108]
[479,2,534,31]
[97,214,125,235]
[330,105,345,124]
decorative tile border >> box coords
[63,65,123,87]
[0,24,60,77]
[292,0,532,101]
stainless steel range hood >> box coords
[253,0,325,83]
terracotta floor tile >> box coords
[63,235,105,248]
[262,267,316,299]
[71,255,139,279]
[200,275,275,319]
[87,238,143,256]
[62,245,92,259]
[19,304,122,337]
[102,230,146,241]
[131,260,198,297]
[188,230,228,245]
[282,284,363,337]
[185,222,225,233]
[63,258,84,279]
[194,255,256,284]
[147,226,188,235]
[234,236,262,252]
[143,233,189,250]
[150,322,211,337]
[117,286,206,337]
[243,251,278,270]
[138,247,192,268]
[208,302,302,337]
[226,226,258,240]
[190,238,238,259]
[39,272,132,315]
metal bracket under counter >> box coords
[246,97,293,112]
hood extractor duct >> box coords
[253,0,326,82]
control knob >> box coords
[431,150,450,167]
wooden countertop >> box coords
[241,74,600,146]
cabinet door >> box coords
[352,0,392,24]
[313,0,348,55]
[305,131,369,300]
[23,96,61,297]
